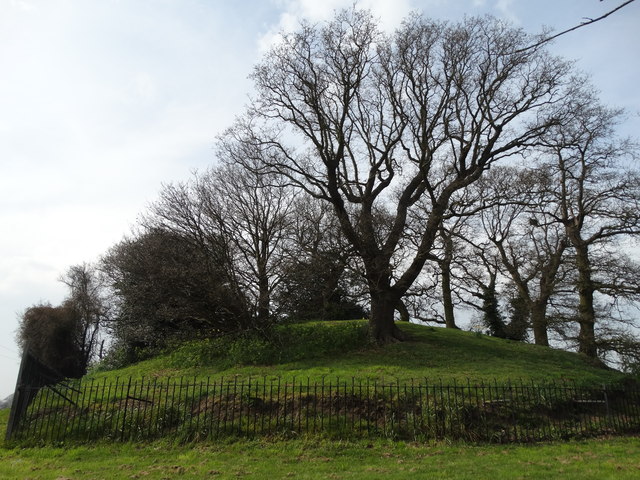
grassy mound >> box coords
[6,322,637,445]
[88,321,627,387]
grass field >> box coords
[2,321,638,479]
[2,407,639,479]
[2,435,640,479]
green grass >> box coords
[87,321,628,387]
[2,437,640,479]
[3,399,639,479]
[3,321,638,478]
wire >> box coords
[515,0,637,53]
[0,344,18,354]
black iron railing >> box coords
[6,377,640,444]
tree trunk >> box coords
[396,298,410,322]
[370,291,407,343]
[257,265,270,323]
[440,229,458,329]
[574,243,598,357]
[530,302,549,346]
[441,266,458,329]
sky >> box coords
[1,0,639,399]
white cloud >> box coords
[494,0,520,24]
[131,72,158,102]
[9,0,38,13]
[258,0,418,52]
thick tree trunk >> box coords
[396,298,410,322]
[257,266,270,323]
[440,229,458,329]
[370,291,407,343]
[441,267,458,329]
[530,302,549,347]
[574,243,598,357]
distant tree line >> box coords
[17,9,640,375]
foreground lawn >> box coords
[2,436,639,479]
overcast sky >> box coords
[1,0,638,399]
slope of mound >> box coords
[88,321,626,386]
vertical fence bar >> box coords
[119,377,131,442]
[164,377,171,438]
[275,377,281,431]
[187,377,196,438]
[382,380,386,437]
[314,377,319,435]
[622,387,631,432]
[36,387,49,441]
[146,377,157,439]
[289,377,294,433]
[603,384,612,432]
[112,378,122,441]
[24,385,38,441]
[103,378,114,439]
[208,378,216,438]
[283,379,289,433]
[94,378,106,441]
[450,380,458,440]
[142,378,151,440]
[305,377,310,434]
[61,382,77,442]
[83,380,94,441]
[89,379,101,441]
[52,384,68,442]
[48,385,62,442]
[244,377,251,437]
[29,385,45,441]
[267,377,274,435]
[237,377,244,436]
[299,378,304,434]
[261,377,267,435]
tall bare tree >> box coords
[149,154,295,323]
[228,10,579,342]
[539,93,640,357]
[202,153,296,322]
[474,167,569,346]
[60,263,110,367]
[276,195,366,321]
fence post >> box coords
[5,350,30,441]
[120,377,132,442]
[603,384,611,424]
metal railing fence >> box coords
[7,377,640,444]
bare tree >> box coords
[455,239,511,337]
[60,263,110,366]
[276,195,367,320]
[201,152,296,322]
[226,10,578,342]
[148,154,295,324]
[475,167,569,346]
[539,93,640,357]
